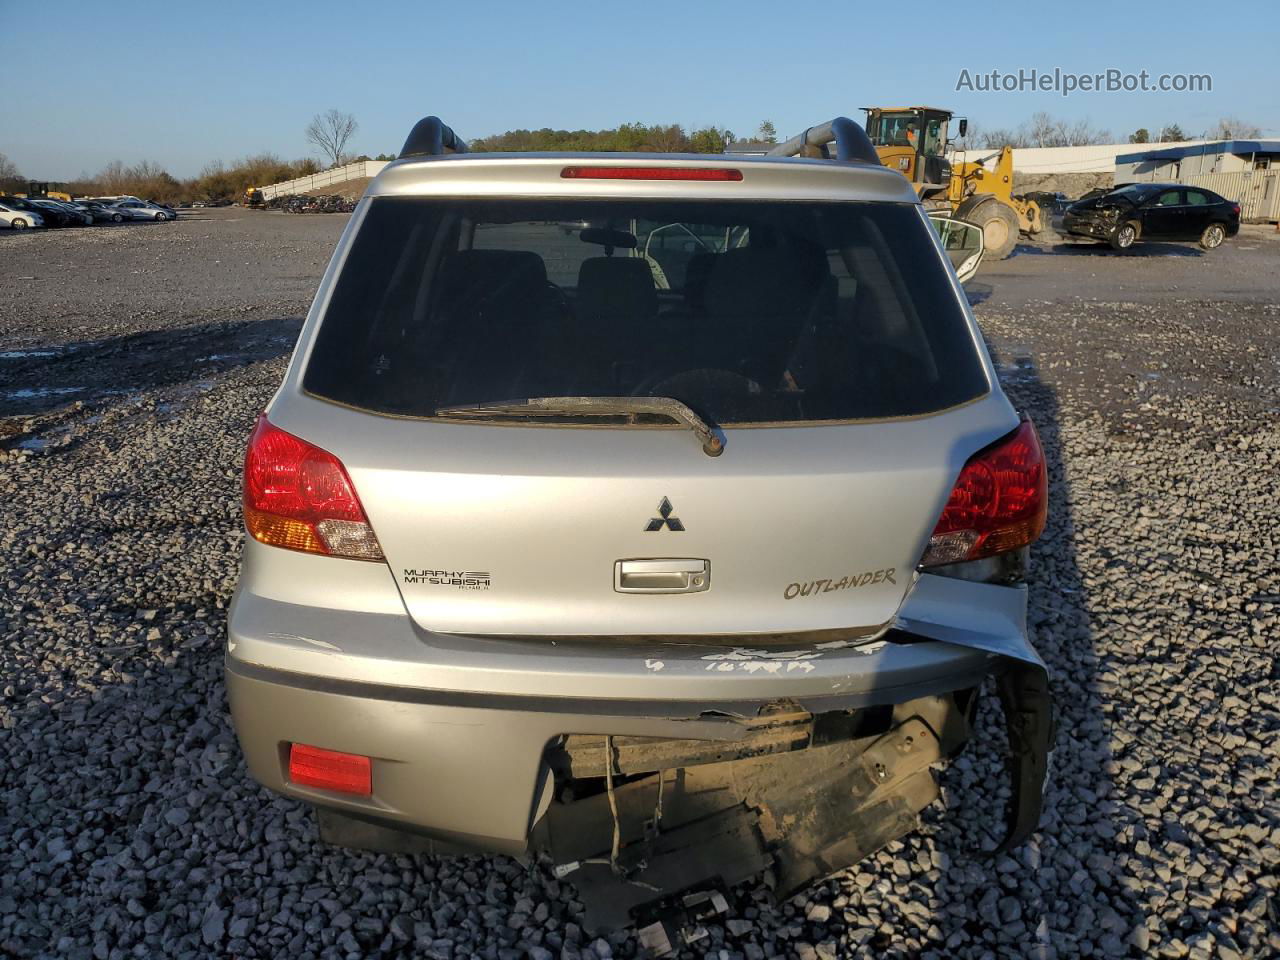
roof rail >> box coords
[767,117,878,164]
[399,116,469,160]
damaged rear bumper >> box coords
[226,574,1053,927]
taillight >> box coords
[242,414,384,561]
[560,166,743,182]
[1231,203,1241,216]
[288,743,372,795]
[920,420,1047,568]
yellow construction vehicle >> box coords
[861,106,1042,260]
[18,182,73,202]
[243,187,264,207]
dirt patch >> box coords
[302,177,372,200]
[1014,172,1114,199]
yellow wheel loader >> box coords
[861,107,1042,260]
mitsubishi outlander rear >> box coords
[225,116,1053,933]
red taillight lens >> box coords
[920,420,1047,568]
[1231,203,1241,215]
[288,743,372,795]
[560,166,743,182]
[242,414,384,561]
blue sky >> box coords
[3,0,1275,179]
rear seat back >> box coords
[566,257,660,392]
[696,243,829,386]
[437,249,554,403]
[576,257,658,325]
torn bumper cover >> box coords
[526,576,1054,934]
[894,573,1056,854]
[226,574,1053,933]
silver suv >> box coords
[226,115,1053,934]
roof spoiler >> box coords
[399,116,469,160]
[767,117,878,164]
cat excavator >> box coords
[861,106,1043,260]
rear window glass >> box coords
[303,198,988,425]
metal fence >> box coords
[1181,170,1280,222]
[257,161,390,201]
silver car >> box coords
[110,200,175,221]
[226,115,1053,935]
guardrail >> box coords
[257,161,390,201]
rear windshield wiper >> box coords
[435,396,725,457]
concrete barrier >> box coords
[258,161,390,201]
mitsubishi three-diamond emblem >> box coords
[645,497,685,532]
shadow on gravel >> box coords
[0,316,303,420]
[964,283,994,307]
[1015,242,1205,259]
[922,346,1139,957]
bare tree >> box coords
[951,120,985,151]
[306,109,359,168]
[986,113,1110,149]
[1026,112,1059,148]
[0,152,23,193]
[1062,117,1111,146]
[1208,116,1262,140]
[979,127,1029,149]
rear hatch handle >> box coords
[435,396,725,457]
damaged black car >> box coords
[1060,183,1240,251]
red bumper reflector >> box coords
[561,166,743,182]
[288,743,372,796]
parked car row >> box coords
[266,193,358,214]
[0,195,178,230]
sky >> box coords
[2,0,1276,180]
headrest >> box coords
[580,227,637,250]
[576,257,657,322]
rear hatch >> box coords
[293,190,997,639]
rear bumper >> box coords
[225,574,1051,853]
[225,642,993,854]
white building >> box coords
[1115,140,1280,221]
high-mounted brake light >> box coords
[920,420,1047,568]
[242,415,384,562]
[560,166,743,182]
[288,743,372,796]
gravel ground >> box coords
[2,212,1278,959]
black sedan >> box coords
[2,196,79,228]
[1061,183,1240,251]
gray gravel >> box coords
[2,211,1278,958]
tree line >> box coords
[1127,116,1263,144]
[961,112,1265,150]
[3,110,1265,207]
[470,122,739,154]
